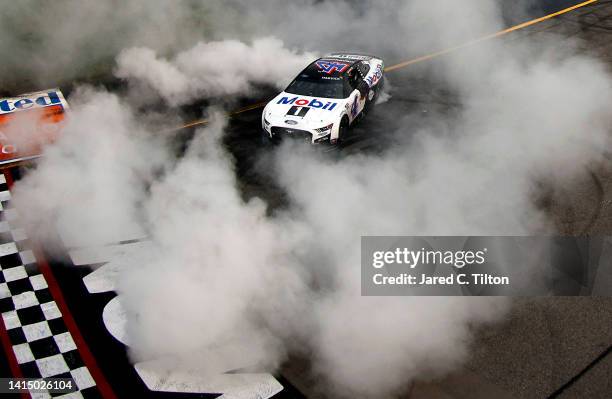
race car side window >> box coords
[347,66,370,98]
[348,68,363,90]
[357,62,370,77]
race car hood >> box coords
[263,92,347,130]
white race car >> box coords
[262,53,384,145]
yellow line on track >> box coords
[385,0,598,71]
[166,101,268,132]
[175,0,597,131]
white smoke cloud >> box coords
[7,1,612,398]
[268,36,612,394]
[0,0,510,93]
[115,38,316,106]
[10,87,167,248]
[0,0,214,91]
[117,114,313,374]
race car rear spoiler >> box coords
[326,53,375,61]
[0,89,69,167]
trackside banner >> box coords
[0,89,69,166]
[361,236,612,296]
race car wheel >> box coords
[338,116,349,143]
[261,130,273,145]
[367,78,384,111]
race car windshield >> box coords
[285,76,347,99]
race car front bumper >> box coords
[264,125,331,144]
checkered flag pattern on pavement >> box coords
[0,174,100,399]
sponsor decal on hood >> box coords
[276,96,338,111]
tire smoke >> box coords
[6,1,612,398]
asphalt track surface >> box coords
[1,1,612,398]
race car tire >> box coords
[366,77,385,111]
[261,130,274,145]
[338,116,349,143]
